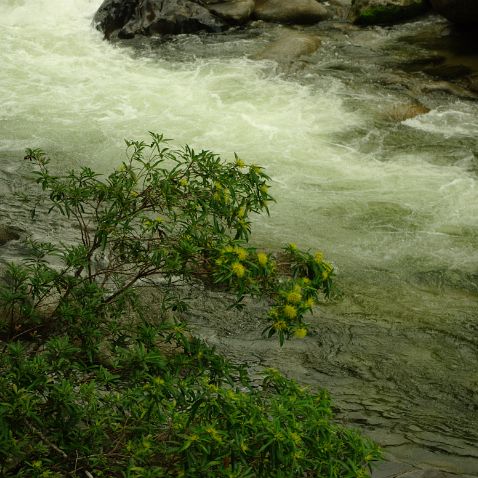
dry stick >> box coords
[26,422,67,459]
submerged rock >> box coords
[255,30,322,62]
[430,0,478,26]
[253,0,329,24]
[382,101,430,121]
[350,0,429,25]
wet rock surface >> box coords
[253,0,328,24]
[94,0,332,39]
[178,280,478,477]
[350,0,429,25]
[254,29,322,62]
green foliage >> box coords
[354,1,427,25]
[0,133,381,476]
[0,329,380,477]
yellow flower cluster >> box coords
[283,304,297,320]
[294,328,307,339]
[286,290,302,304]
[234,246,248,261]
[314,251,324,264]
[206,426,222,443]
[231,262,246,278]
[257,252,268,266]
[273,320,287,330]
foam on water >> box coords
[2,0,478,277]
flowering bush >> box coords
[0,133,380,476]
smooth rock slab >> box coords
[253,0,328,24]
[204,0,255,23]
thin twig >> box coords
[26,422,68,459]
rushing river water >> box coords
[1,0,478,475]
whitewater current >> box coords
[1,0,478,475]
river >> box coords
[1,0,477,475]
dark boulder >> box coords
[94,0,138,39]
[94,0,229,39]
[253,0,328,24]
[350,0,429,25]
[430,0,478,26]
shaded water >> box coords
[1,1,477,474]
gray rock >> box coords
[253,0,328,24]
[255,30,322,61]
[204,0,255,23]
[350,0,429,25]
[430,0,478,26]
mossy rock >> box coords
[351,0,429,25]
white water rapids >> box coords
[1,0,478,474]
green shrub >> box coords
[0,133,381,476]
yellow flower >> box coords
[274,432,285,442]
[206,427,222,442]
[290,432,302,445]
[314,251,324,264]
[231,262,246,278]
[189,434,199,442]
[294,328,307,339]
[179,178,188,187]
[155,216,162,223]
[286,291,302,304]
[293,450,304,460]
[322,270,329,280]
[257,252,268,266]
[268,307,279,319]
[302,277,310,284]
[130,190,139,198]
[289,243,297,251]
[306,297,315,308]
[235,158,246,168]
[273,320,287,331]
[283,304,297,320]
[234,247,248,261]
[153,376,165,385]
